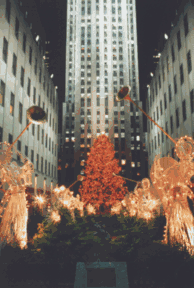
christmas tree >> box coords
[79,134,129,215]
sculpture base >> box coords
[74,260,129,288]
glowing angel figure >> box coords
[0,142,34,250]
[150,136,194,254]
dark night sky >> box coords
[34,0,183,133]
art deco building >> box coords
[146,0,194,177]
[62,0,147,192]
[0,0,59,192]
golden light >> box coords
[51,210,61,223]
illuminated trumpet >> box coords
[7,106,47,152]
[116,86,176,145]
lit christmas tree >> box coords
[79,134,129,215]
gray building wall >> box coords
[0,0,59,191]
[146,0,194,177]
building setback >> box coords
[0,0,59,191]
[146,0,194,177]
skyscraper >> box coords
[63,0,146,192]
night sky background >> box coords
[34,0,183,134]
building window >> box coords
[26,115,29,131]
[3,37,8,63]
[164,93,167,110]
[171,44,175,62]
[168,85,172,102]
[37,125,40,141]
[17,140,21,153]
[45,160,47,175]
[12,53,17,76]
[165,121,168,140]
[36,154,39,171]
[35,58,37,75]
[41,157,43,173]
[8,133,13,146]
[49,113,51,126]
[158,132,160,146]
[190,89,194,114]
[187,50,192,74]
[159,75,161,89]
[46,134,48,148]
[177,30,181,50]
[174,75,177,94]
[55,144,57,156]
[155,82,158,96]
[162,65,165,81]
[33,87,36,104]
[31,150,34,163]
[20,66,24,87]
[10,92,14,116]
[48,162,50,176]
[39,68,41,83]
[49,138,51,151]
[167,56,169,72]
[160,100,163,115]
[170,115,173,134]
[156,106,159,120]
[25,145,28,157]
[15,17,19,39]
[176,107,179,128]
[161,128,164,143]
[29,47,32,65]
[27,78,31,96]
[184,13,189,37]
[81,98,85,107]
[182,99,187,121]
[38,95,41,107]
[5,0,11,23]
[19,102,23,124]
[47,84,49,98]
[32,124,35,136]
[53,118,54,131]
[52,141,54,154]
[23,33,26,53]
[43,75,45,90]
[180,64,184,85]
[42,129,44,144]
[52,165,53,177]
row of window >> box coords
[0,128,57,179]
[81,5,124,15]
[149,52,192,108]
[2,36,57,109]
[1,122,57,156]
[149,14,190,98]
[149,96,194,152]
[148,90,194,134]
[0,80,57,134]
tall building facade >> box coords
[146,0,194,177]
[63,0,146,192]
[0,0,59,192]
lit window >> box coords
[65,138,69,142]
[121,159,126,165]
[136,135,140,141]
[131,162,135,167]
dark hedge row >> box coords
[0,208,194,288]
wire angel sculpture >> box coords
[0,142,34,250]
[149,136,194,254]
